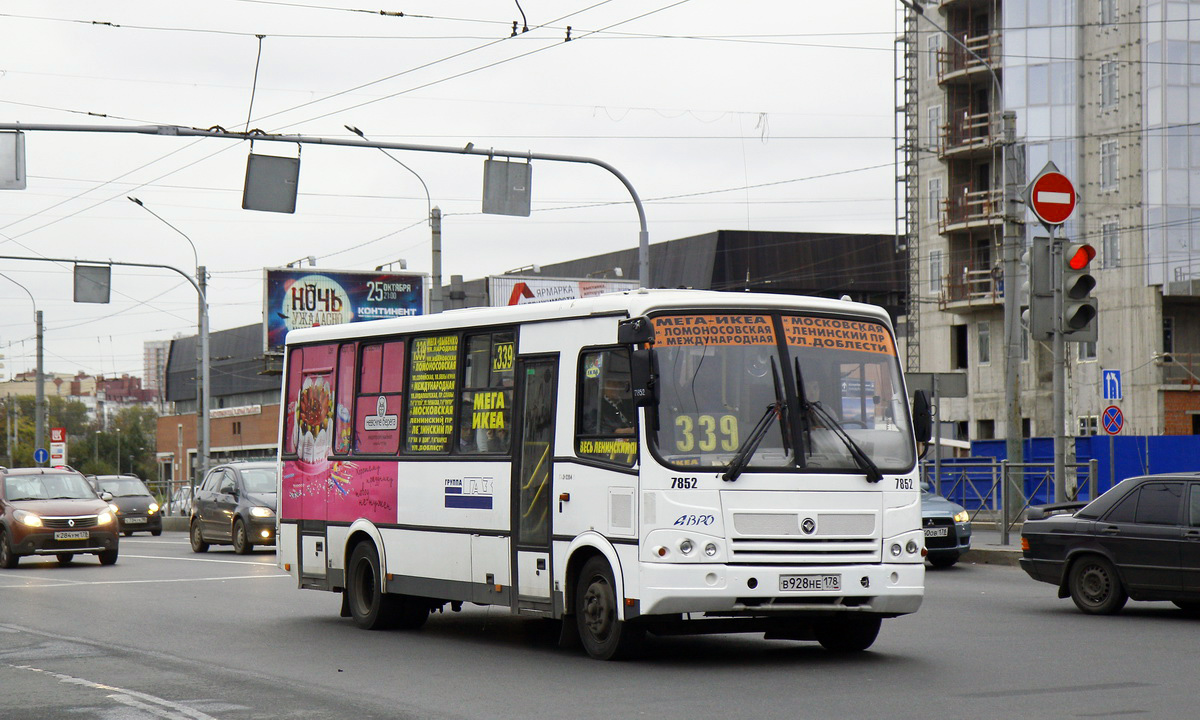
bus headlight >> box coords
[704,542,718,557]
[906,540,919,555]
[890,543,902,557]
[678,539,694,555]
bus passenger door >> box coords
[512,356,557,609]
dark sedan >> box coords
[190,461,277,555]
[88,474,162,536]
[1020,472,1200,615]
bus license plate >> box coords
[779,574,840,592]
[54,531,90,541]
[924,527,948,538]
[125,517,147,524]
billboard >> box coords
[487,275,638,307]
[264,268,426,353]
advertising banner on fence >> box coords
[264,268,426,353]
[487,275,638,307]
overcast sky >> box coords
[0,0,901,380]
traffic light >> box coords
[1022,236,1054,340]
[1061,241,1097,342]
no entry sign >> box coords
[1028,168,1076,226]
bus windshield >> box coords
[649,312,914,473]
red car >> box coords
[0,467,120,567]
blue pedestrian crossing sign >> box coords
[1102,369,1122,400]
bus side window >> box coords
[283,347,304,455]
[458,331,514,454]
[333,343,355,454]
[575,348,637,466]
[354,340,404,455]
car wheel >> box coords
[56,553,74,565]
[575,556,644,660]
[98,547,119,566]
[815,615,883,653]
[232,519,250,555]
[151,529,162,537]
[1069,555,1128,615]
[189,519,209,553]
[123,530,133,537]
[1172,600,1200,614]
[0,529,18,569]
[346,542,397,630]
[929,554,958,569]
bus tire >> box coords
[347,541,397,630]
[575,556,643,660]
[814,615,882,653]
[394,596,430,630]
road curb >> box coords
[959,545,1022,567]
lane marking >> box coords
[123,554,278,566]
[6,663,220,720]
[0,574,289,588]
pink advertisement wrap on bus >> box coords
[281,459,398,524]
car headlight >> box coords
[148,502,160,514]
[97,511,114,526]
[249,506,275,518]
[109,503,120,514]
[954,510,970,524]
[14,509,42,527]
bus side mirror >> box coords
[629,348,657,407]
[911,390,932,443]
[617,316,654,345]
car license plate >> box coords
[924,527,949,538]
[779,574,841,592]
[54,531,90,541]
[125,517,147,524]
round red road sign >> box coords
[1029,171,1076,225]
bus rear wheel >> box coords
[575,556,643,660]
[347,542,397,630]
[814,615,882,653]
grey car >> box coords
[189,461,277,555]
[921,480,972,568]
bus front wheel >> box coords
[575,556,643,660]
[347,542,397,630]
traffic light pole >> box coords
[1051,236,1067,502]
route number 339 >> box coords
[674,414,739,453]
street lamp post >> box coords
[0,272,45,465]
[344,126,443,313]
[126,197,211,491]
[116,427,121,474]
[898,1,1024,521]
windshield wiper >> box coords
[805,400,883,483]
[722,403,781,483]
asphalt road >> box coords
[1,533,1196,720]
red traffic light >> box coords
[1066,242,1096,270]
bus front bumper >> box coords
[634,562,924,618]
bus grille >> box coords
[729,512,880,564]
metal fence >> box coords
[921,458,1098,542]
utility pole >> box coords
[196,265,210,488]
[1001,112,1025,523]
[35,310,44,466]
[430,207,443,313]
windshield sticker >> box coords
[783,316,895,355]
[652,314,776,346]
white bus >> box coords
[277,289,932,659]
